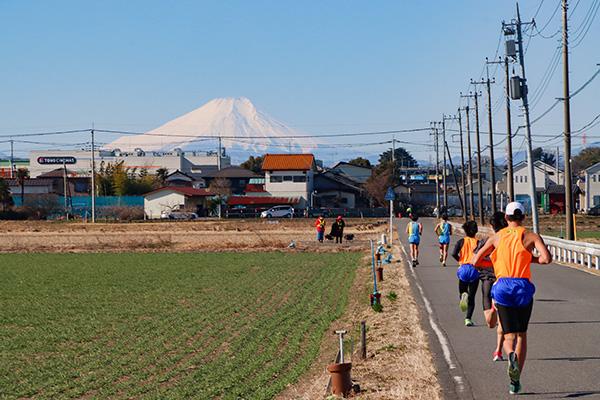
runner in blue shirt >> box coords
[405,214,423,267]
[434,213,452,267]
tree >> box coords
[0,178,13,211]
[364,167,393,207]
[532,147,555,165]
[208,178,232,218]
[573,147,600,172]
[379,147,418,168]
[347,157,372,168]
[155,167,169,186]
[240,155,264,174]
[16,168,29,205]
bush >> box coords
[97,206,144,221]
[0,210,28,220]
[20,194,62,220]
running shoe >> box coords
[411,259,417,268]
[459,292,468,313]
[509,380,521,395]
[442,262,446,267]
[493,351,504,362]
[508,352,521,383]
[464,318,474,327]
[415,259,419,266]
[439,254,444,263]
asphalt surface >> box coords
[396,217,600,400]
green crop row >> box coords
[0,251,359,399]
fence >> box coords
[449,221,600,271]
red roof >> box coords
[261,154,315,171]
[228,196,300,206]
[145,186,214,197]
[245,184,266,193]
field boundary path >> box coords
[396,217,600,400]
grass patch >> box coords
[0,252,360,399]
[386,291,398,301]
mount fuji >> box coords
[108,97,319,156]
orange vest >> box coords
[490,226,532,279]
[460,237,492,268]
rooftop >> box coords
[261,154,315,171]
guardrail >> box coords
[449,221,600,271]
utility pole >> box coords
[90,129,96,223]
[431,123,440,212]
[483,59,498,213]
[504,57,515,202]
[467,88,485,226]
[392,136,396,181]
[460,97,476,221]
[63,161,68,219]
[445,141,465,217]
[562,0,574,240]
[503,6,539,232]
[9,139,14,179]
[441,116,448,210]
[556,147,560,184]
[457,108,468,221]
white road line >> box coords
[399,243,466,394]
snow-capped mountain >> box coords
[108,97,319,154]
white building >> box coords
[510,160,563,205]
[28,149,230,178]
[261,154,315,208]
[580,161,600,211]
[330,162,372,184]
[143,187,214,219]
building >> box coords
[37,168,91,197]
[313,170,369,208]
[261,154,315,208]
[329,162,372,184]
[510,160,563,210]
[164,166,260,195]
[580,161,600,211]
[143,187,214,218]
[28,149,230,178]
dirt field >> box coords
[0,218,386,253]
[278,244,442,400]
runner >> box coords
[451,220,481,326]
[475,211,508,362]
[471,202,551,395]
[434,213,452,266]
[405,213,423,267]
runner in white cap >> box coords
[472,201,551,395]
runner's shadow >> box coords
[530,320,600,325]
[521,390,600,397]
[536,299,567,302]
[531,356,600,361]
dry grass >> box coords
[0,219,384,253]
[278,242,442,400]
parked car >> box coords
[588,205,600,216]
[160,211,198,220]
[260,205,294,218]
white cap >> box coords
[505,201,525,216]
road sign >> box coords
[384,187,395,201]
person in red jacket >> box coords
[315,216,326,243]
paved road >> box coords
[396,217,600,400]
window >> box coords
[524,176,527,183]
[594,196,600,206]
[74,181,88,193]
[283,176,293,182]
[593,175,597,183]
[270,176,283,183]
[293,176,306,183]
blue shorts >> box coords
[408,235,420,245]
[457,264,480,283]
[438,235,450,245]
[491,278,536,307]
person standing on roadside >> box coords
[331,215,345,244]
[471,202,551,395]
[315,215,326,243]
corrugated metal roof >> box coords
[261,154,315,171]
[228,196,300,206]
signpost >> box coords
[384,187,395,245]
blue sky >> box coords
[0,1,599,163]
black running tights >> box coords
[459,279,480,319]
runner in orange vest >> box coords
[471,202,551,395]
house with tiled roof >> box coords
[261,154,316,208]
